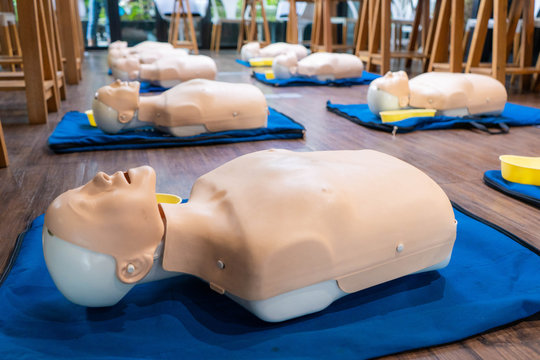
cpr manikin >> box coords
[92,79,268,136]
[43,149,457,322]
[240,42,309,61]
[110,55,217,88]
[107,40,185,68]
[367,71,508,117]
[273,52,364,80]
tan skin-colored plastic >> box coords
[111,56,217,83]
[242,42,308,60]
[95,79,140,123]
[44,150,456,301]
[94,79,268,131]
[275,52,364,79]
[371,71,411,108]
[372,71,508,114]
[108,41,176,67]
[44,166,164,284]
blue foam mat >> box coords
[139,81,168,93]
[327,102,540,133]
[236,59,254,67]
[0,205,538,359]
[253,71,380,87]
[48,108,305,153]
[484,170,540,208]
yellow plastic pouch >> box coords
[156,193,182,204]
[500,155,540,186]
[249,57,274,67]
[264,70,275,80]
[380,109,436,123]
[86,110,97,127]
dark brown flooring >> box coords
[0,50,539,359]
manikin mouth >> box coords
[123,171,131,184]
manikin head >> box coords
[43,166,166,307]
[367,71,411,116]
[272,52,298,79]
[108,40,128,50]
[111,57,141,81]
[92,80,140,133]
[241,42,261,61]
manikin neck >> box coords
[137,95,165,124]
[138,202,207,284]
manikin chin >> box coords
[43,150,457,322]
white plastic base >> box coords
[43,229,452,322]
[227,254,452,322]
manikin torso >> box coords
[107,41,178,67]
[241,42,309,61]
[367,71,508,117]
[111,56,217,87]
[273,52,364,80]
[43,149,456,322]
[92,79,268,136]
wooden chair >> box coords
[309,0,360,52]
[465,0,540,90]
[56,0,83,84]
[210,0,243,53]
[0,12,21,72]
[426,0,464,73]
[168,0,199,54]
[355,0,433,74]
[237,0,271,51]
[0,119,8,168]
[0,0,62,124]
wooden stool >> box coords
[0,0,62,124]
[309,0,359,52]
[237,0,271,51]
[56,0,83,84]
[355,0,431,74]
[169,0,199,54]
[465,0,539,90]
[0,119,8,168]
[426,0,464,73]
[0,12,21,71]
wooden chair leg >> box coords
[0,120,8,168]
[56,0,82,84]
[427,0,450,72]
[237,0,248,51]
[260,0,271,46]
[210,23,216,51]
[216,24,222,53]
[465,0,492,73]
[184,0,199,54]
[17,0,49,124]
[287,0,298,44]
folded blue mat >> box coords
[1,204,538,359]
[253,71,380,87]
[327,102,540,134]
[236,59,254,67]
[139,81,168,93]
[48,108,305,153]
[484,170,540,208]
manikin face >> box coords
[43,166,165,306]
[367,71,411,116]
[92,80,140,133]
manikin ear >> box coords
[118,110,135,123]
[116,253,154,284]
[399,95,409,108]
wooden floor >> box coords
[0,50,539,359]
